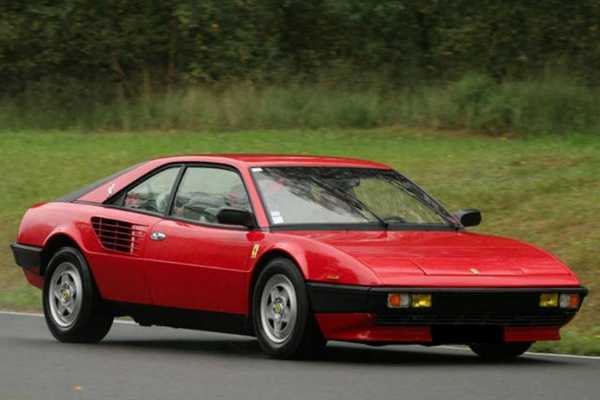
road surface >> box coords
[1,312,598,400]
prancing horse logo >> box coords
[469,268,480,274]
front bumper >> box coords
[307,282,588,344]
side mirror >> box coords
[217,208,256,229]
[454,209,482,227]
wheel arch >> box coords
[247,249,306,321]
[41,233,83,276]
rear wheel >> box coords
[43,247,113,343]
[469,342,532,361]
[252,258,326,359]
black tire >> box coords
[469,342,532,361]
[43,247,113,343]
[252,257,326,359]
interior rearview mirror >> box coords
[454,209,482,227]
[217,208,255,229]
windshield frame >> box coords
[249,166,461,231]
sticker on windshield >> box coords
[271,211,284,224]
[251,167,263,172]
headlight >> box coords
[539,293,559,307]
[411,293,432,308]
[387,293,432,308]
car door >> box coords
[89,165,182,304]
[143,165,255,315]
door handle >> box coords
[150,231,167,241]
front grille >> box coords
[91,217,145,255]
[373,291,577,326]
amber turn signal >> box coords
[387,293,410,308]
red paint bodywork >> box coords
[15,155,584,344]
[315,313,433,342]
[315,314,561,343]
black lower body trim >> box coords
[430,325,505,344]
[375,311,576,326]
[307,282,371,312]
[306,282,588,327]
[107,301,252,336]
[10,243,43,274]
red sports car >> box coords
[11,155,587,359]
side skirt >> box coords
[107,301,253,337]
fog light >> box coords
[540,293,559,308]
[559,293,580,309]
[387,293,410,308]
[411,293,432,308]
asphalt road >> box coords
[1,312,599,400]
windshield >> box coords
[251,167,456,229]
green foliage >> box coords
[447,74,498,125]
[1,74,599,134]
[533,328,600,356]
[2,1,600,90]
[1,1,600,134]
[437,74,600,134]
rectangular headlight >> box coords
[559,293,580,309]
[411,293,432,308]
[540,293,559,308]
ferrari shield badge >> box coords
[251,244,260,259]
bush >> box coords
[405,74,600,135]
[1,73,599,135]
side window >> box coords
[113,167,180,214]
[171,167,249,224]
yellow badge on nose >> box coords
[251,244,260,259]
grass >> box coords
[1,74,599,135]
[533,328,600,356]
[1,128,599,355]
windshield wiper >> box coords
[307,176,388,229]
[381,216,407,224]
[385,175,460,229]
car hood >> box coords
[285,230,574,283]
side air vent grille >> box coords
[91,217,145,255]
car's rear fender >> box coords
[17,204,88,262]
[40,231,84,276]
[15,203,102,287]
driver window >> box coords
[118,167,180,214]
[171,167,249,224]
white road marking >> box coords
[439,345,600,360]
[2,310,598,360]
[0,310,42,318]
[0,310,136,325]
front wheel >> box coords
[469,342,532,361]
[252,258,326,359]
[43,247,113,343]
